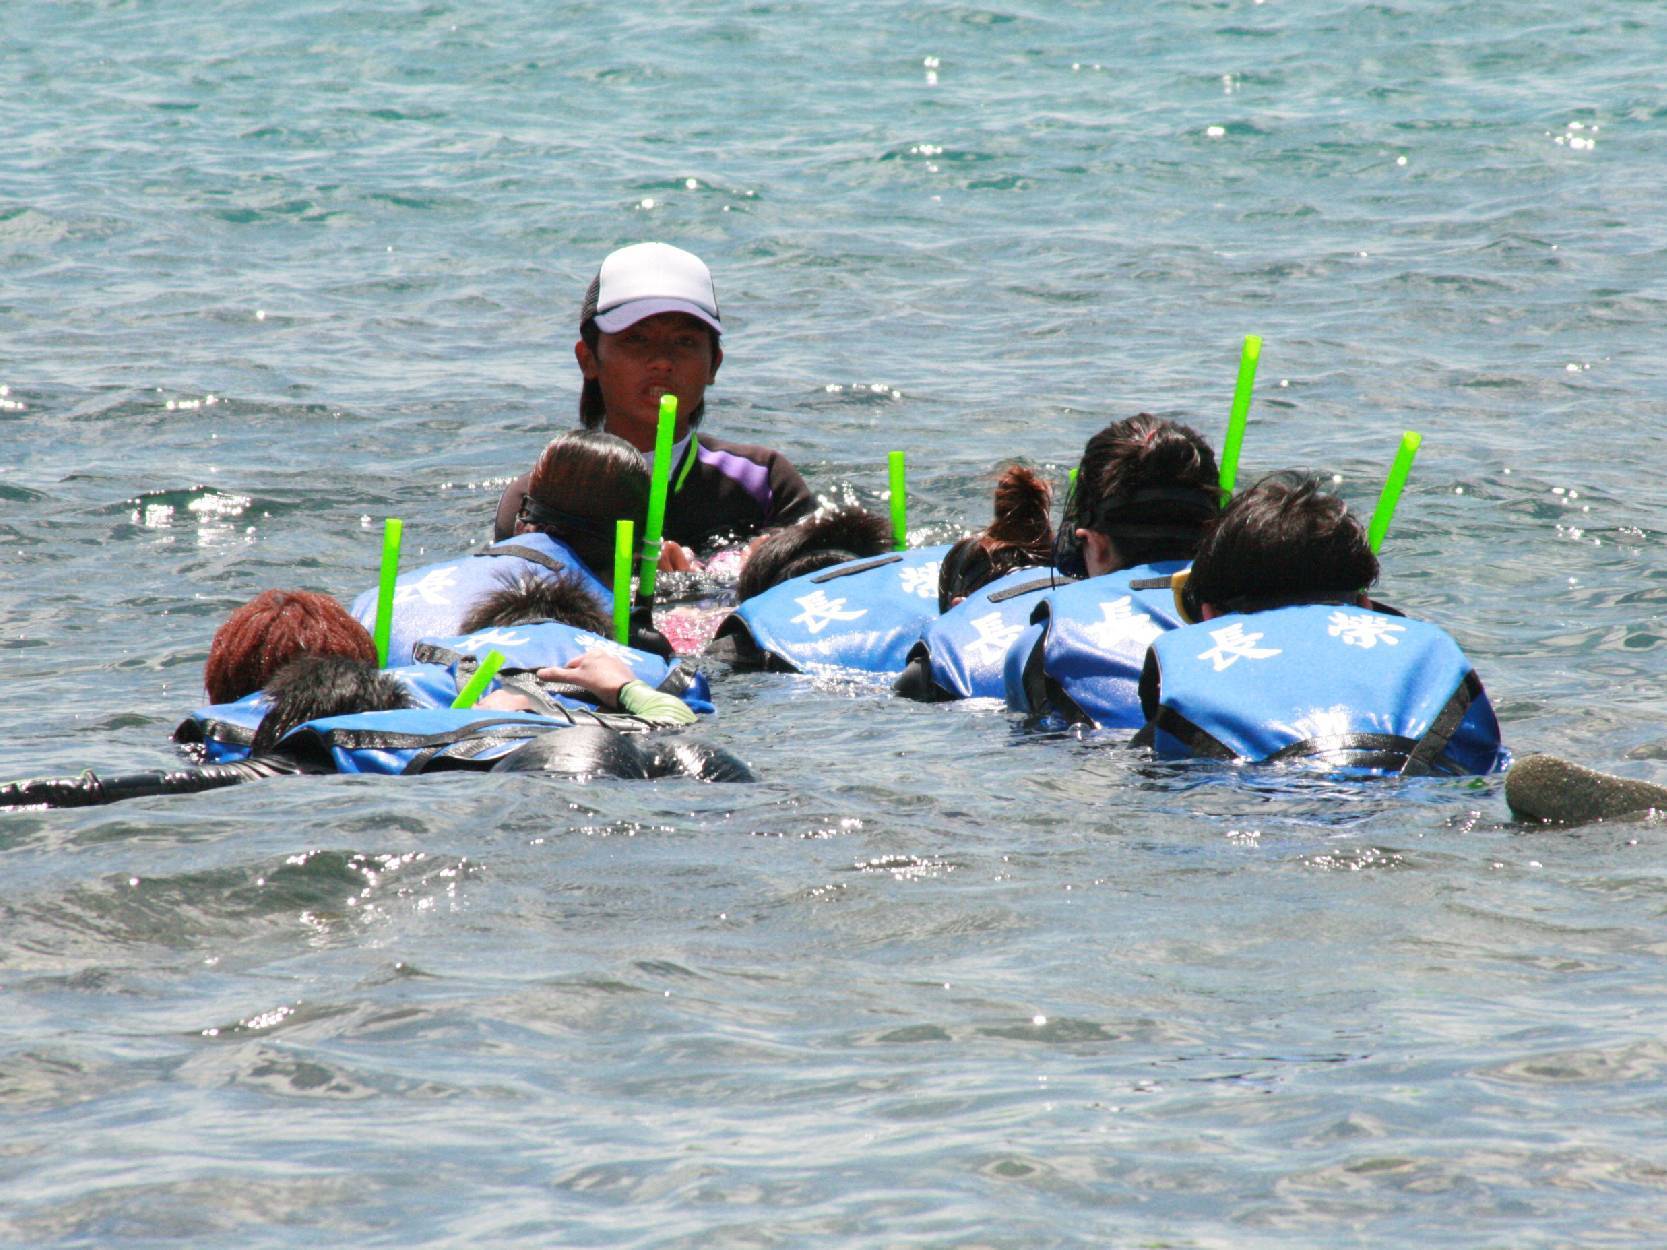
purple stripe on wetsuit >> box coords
[695,441,772,510]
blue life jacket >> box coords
[173,692,269,763]
[349,533,611,667]
[413,621,713,715]
[908,567,1071,700]
[1006,561,1190,728]
[722,544,952,674]
[271,707,578,775]
[1142,603,1508,776]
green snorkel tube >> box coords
[1218,334,1261,497]
[373,517,402,667]
[1368,431,1422,553]
[888,450,908,551]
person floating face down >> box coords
[357,429,673,664]
[891,464,1057,701]
[1135,472,1509,776]
[897,415,1220,712]
[492,242,817,563]
[203,589,378,706]
[705,506,954,674]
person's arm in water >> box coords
[538,650,697,726]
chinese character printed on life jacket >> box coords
[573,633,637,660]
[395,564,461,608]
[790,590,868,635]
[898,561,942,599]
[457,627,530,651]
[1326,611,1405,649]
[1197,622,1282,672]
[1082,595,1164,653]
[965,611,1025,660]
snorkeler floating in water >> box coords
[355,429,673,663]
[1133,473,1508,777]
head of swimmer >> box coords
[1185,472,1379,620]
[515,429,649,585]
[575,244,724,451]
[937,465,1056,612]
[1066,413,1221,578]
[205,589,376,705]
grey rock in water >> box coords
[1505,754,1667,826]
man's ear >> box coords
[1199,603,1222,621]
[709,343,723,384]
[575,338,599,379]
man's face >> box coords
[576,312,722,451]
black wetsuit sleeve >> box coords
[893,652,953,703]
[765,454,816,527]
[0,755,315,809]
[1129,650,1164,748]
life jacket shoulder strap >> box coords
[987,574,1077,604]
[810,554,903,582]
[474,543,577,580]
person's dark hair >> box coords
[460,570,611,635]
[205,589,377,705]
[938,465,1055,611]
[735,508,892,602]
[578,318,719,430]
[1062,413,1220,573]
[516,429,649,577]
[1185,472,1379,615]
[250,655,413,754]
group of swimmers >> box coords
[3,239,1533,810]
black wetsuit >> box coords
[494,433,815,552]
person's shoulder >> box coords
[695,433,798,468]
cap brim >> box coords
[593,298,723,335]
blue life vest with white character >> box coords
[722,544,951,674]
[908,567,1070,700]
[1006,561,1189,728]
[349,533,611,667]
[413,621,713,716]
[269,707,578,775]
[1142,603,1508,776]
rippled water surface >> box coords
[6,1,1667,1245]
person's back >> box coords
[709,508,949,675]
[356,430,656,665]
[1002,414,1221,725]
[895,464,1057,702]
[1136,473,1508,776]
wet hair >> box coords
[460,570,611,635]
[578,318,719,430]
[1185,472,1379,615]
[517,429,649,577]
[204,589,377,705]
[938,464,1055,611]
[1061,413,1220,573]
[249,655,413,754]
[735,508,892,602]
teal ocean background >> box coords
[5,1,1667,1245]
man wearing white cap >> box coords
[493,242,815,559]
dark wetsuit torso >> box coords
[494,432,815,552]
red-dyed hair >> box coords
[204,589,376,704]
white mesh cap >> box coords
[582,242,722,335]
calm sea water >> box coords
[6,1,1667,1245]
